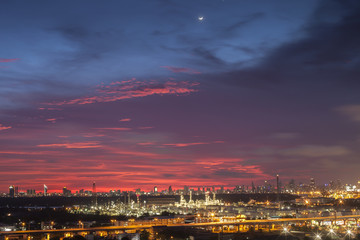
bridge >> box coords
[1,215,359,240]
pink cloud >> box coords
[82,133,105,138]
[46,118,57,123]
[94,127,131,131]
[0,124,11,131]
[137,142,156,146]
[161,66,201,74]
[119,118,131,122]
[0,58,19,62]
[163,142,210,147]
[37,141,102,149]
[105,147,165,159]
[48,79,199,105]
[39,107,62,111]
[138,126,154,130]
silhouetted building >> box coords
[63,187,71,196]
[26,189,35,196]
[92,182,97,206]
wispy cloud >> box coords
[37,141,102,149]
[46,118,57,123]
[48,79,199,105]
[0,58,19,62]
[161,66,201,74]
[119,118,131,122]
[138,126,154,130]
[140,141,224,148]
[163,140,223,147]
[93,127,131,131]
[0,124,11,131]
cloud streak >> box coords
[37,141,102,149]
[0,124,11,131]
[48,79,199,105]
[0,58,19,62]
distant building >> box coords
[9,185,15,197]
[310,178,316,190]
[154,186,158,193]
[26,189,36,196]
[63,187,71,196]
[92,182,97,206]
[44,184,48,196]
[92,181,96,195]
[184,185,189,195]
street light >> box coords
[346,229,353,239]
[282,227,289,240]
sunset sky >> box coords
[1,0,360,192]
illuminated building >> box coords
[310,178,315,190]
[9,185,15,197]
[277,174,280,194]
[154,186,158,193]
[44,184,48,196]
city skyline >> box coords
[1,0,360,192]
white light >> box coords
[347,230,352,234]
[198,16,204,21]
[315,234,321,239]
[329,229,334,233]
[283,227,288,232]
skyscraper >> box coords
[310,178,315,190]
[9,185,15,198]
[92,181,96,194]
[44,184,48,196]
[92,181,97,207]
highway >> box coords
[1,215,359,236]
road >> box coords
[1,214,359,236]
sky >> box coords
[1,0,360,192]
